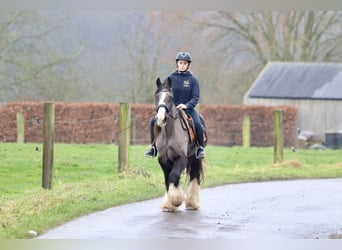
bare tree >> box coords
[0,11,84,103]
[167,11,342,104]
[187,11,342,69]
[110,12,163,104]
[8,11,339,105]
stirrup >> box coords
[196,146,205,159]
[144,146,157,158]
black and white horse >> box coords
[154,77,205,212]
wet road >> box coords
[37,178,342,239]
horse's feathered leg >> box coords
[159,158,184,211]
[168,183,184,208]
[185,179,200,210]
[161,192,177,212]
[163,157,186,210]
[159,161,176,212]
[161,183,184,212]
[185,158,203,210]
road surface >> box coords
[37,178,342,239]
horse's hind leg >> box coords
[185,159,202,210]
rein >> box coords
[161,105,188,132]
[168,107,179,120]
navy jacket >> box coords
[167,70,200,110]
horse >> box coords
[154,77,205,212]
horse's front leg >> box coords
[159,159,176,212]
[161,157,187,212]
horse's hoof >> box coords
[161,207,177,212]
[185,204,200,210]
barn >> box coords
[244,61,342,145]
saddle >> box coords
[179,110,207,146]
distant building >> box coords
[244,61,342,138]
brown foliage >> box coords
[0,102,297,146]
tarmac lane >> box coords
[37,178,342,239]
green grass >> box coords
[0,143,342,239]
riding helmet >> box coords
[175,52,192,63]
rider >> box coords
[144,51,205,159]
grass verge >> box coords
[0,143,341,238]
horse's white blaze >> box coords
[168,183,184,208]
[156,92,167,127]
[156,107,166,127]
[185,178,200,210]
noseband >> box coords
[156,103,170,113]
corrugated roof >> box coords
[247,62,342,100]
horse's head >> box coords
[155,77,174,127]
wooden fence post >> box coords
[118,103,130,172]
[42,102,55,189]
[273,110,284,163]
[16,112,24,143]
[242,115,250,147]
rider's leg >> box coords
[144,117,157,157]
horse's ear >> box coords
[166,77,172,89]
[156,77,162,88]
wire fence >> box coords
[0,102,297,146]
[0,103,295,188]
[0,112,295,147]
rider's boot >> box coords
[196,146,205,159]
[196,126,205,159]
[144,144,157,158]
[144,118,157,158]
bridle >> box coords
[155,87,188,132]
[155,89,178,121]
